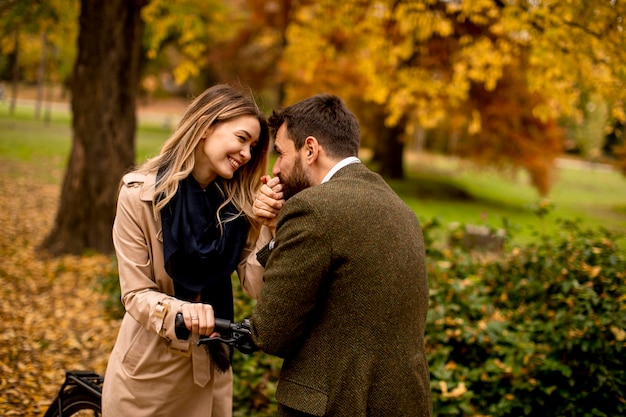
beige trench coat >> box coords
[101,172,269,417]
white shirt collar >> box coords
[321,156,361,184]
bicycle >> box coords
[42,370,103,417]
[42,314,257,416]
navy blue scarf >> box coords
[159,171,248,323]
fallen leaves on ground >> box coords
[0,161,120,416]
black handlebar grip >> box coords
[213,318,232,333]
[175,312,190,340]
[175,313,233,340]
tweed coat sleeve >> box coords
[250,195,331,357]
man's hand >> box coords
[254,175,284,229]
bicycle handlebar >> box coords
[174,312,258,354]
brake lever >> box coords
[199,319,258,354]
[174,312,258,354]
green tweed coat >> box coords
[251,162,432,417]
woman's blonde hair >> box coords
[137,84,269,236]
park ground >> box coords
[0,159,119,415]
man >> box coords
[250,94,431,417]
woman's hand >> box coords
[181,303,215,336]
[254,175,284,229]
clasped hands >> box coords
[253,175,284,229]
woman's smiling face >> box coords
[192,115,261,188]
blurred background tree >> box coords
[0,0,625,254]
[280,0,626,192]
[35,0,147,255]
[0,0,77,118]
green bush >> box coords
[97,256,125,320]
[231,286,281,416]
[426,219,626,416]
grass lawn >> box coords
[393,153,626,246]
[2,102,625,249]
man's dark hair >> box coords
[268,94,360,159]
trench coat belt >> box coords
[191,342,211,387]
[162,335,211,387]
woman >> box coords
[102,84,270,417]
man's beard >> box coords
[279,156,311,200]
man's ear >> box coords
[304,136,319,163]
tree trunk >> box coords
[35,30,47,120]
[40,0,147,256]
[9,28,19,115]
[378,123,405,179]
[370,109,406,179]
